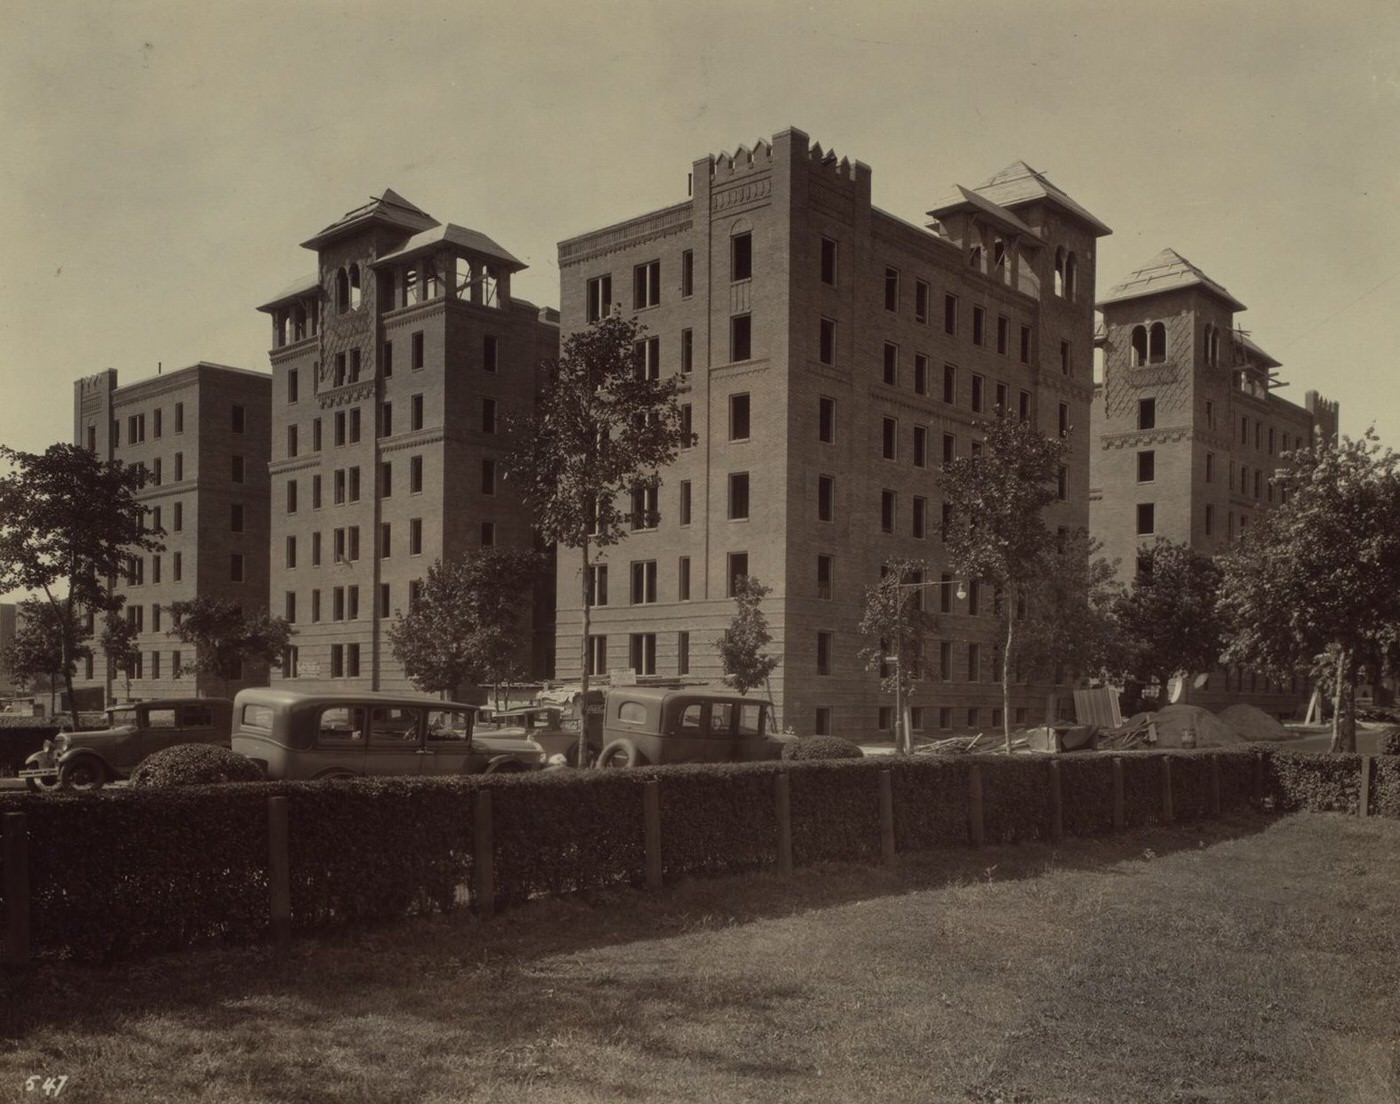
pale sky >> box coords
[2,0,1398,464]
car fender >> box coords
[56,747,120,778]
[482,754,531,774]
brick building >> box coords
[555,127,1110,737]
[258,190,558,692]
[1090,248,1339,712]
[71,363,273,701]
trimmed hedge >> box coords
[131,744,265,788]
[788,760,884,865]
[652,763,781,879]
[890,757,974,850]
[1374,757,1400,818]
[977,755,1053,844]
[783,735,864,761]
[1262,751,1362,814]
[1377,728,1400,757]
[1057,756,1117,836]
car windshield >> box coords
[108,708,140,727]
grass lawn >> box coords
[2,812,1398,1103]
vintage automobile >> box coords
[477,704,602,766]
[230,688,547,780]
[595,687,793,767]
[20,698,235,793]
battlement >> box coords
[1305,390,1340,443]
[706,127,870,187]
[76,368,118,395]
[711,138,774,179]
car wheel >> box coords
[596,739,641,769]
[25,773,61,795]
[564,743,597,768]
[484,760,526,775]
[59,757,108,793]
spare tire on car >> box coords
[596,738,643,768]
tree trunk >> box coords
[55,591,81,730]
[763,671,780,734]
[577,539,592,767]
[1002,609,1015,754]
[1329,648,1356,753]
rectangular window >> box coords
[942,434,956,466]
[943,363,957,404]
[1137,503,1156,535]
[681,328,693,374]
[728,472,750,520]
[589,564,609,607]
[481,458,496,495]
[634,336,660,380]
[971,374,984,414]
[630,485,659,530]
[347,526,360,562]
[817,631,833,676]
[334,411,346,447]
[410,455,423,493]
[312,531,322,566]
[586,275,613,322]
[483,334,498,373]
[883,342,898,386]
[334,469,346,505]
[348,407,361,443]
[230,502,244,533]
[285,424,298,458]
[913,354,929,396]
[729,393,750,440]
[997,315,1009,355]
[819,396,836,443]
[152,408,162,437]
[944,293,958,335]
[284,591,297,624]
[912,496,927,539]
[730,314,752,362]
[1206,452,1215,483]
[379,584,390,618]
[286,479,297,514]
[1020,325,1031,364]
[884,267,899,312]
[881,489,896,533]
[232,404,246,434]
[411,331,424,369]
[380,523,390,558]
[348,467,361,502]
[174,402,184,433]
[410,394,424,431]
[330,644,343,678]
[410,518,423,555]
[678,556,691,601]
[311,589,321,622]
[968,643,981,683]
[677,631,690,676]
[1205,503,1215,536]
[1060,340,1071,376]
[630,560,658,604]
[230,553,244,582]
[629,633,657,676]
[680,403,693,443]
[312,474,322,509]
[312,418,323,452]
[334,353,347,387]
[882,417,898,461]
[915,279,930,324]
[587,635,608,677]
[232,455,245,484]
[350,348,361,382]
[731,232,752,281]
[727,552,748,597]
[382,341,393,378]
[1019,390,1031,423]
[819,317,836,365]
[1057,467,1068,500]
[1138,450,1156,483]
[1139,398,1156,430]
[913,425,928,468]
[681,250,694,297]
[679,480,692,526]
[1058,402,1070,439]
[817,554,833,600]
[173,551,182,580]
[820,237,838,285]
[346,644,360,679]
[818,474,834,522]
[633,260,661,309]
[380,402,393,438]
[482,398,497,433]
[815,707,831,735]
[972,306,985,345]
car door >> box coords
[134,706,180,766]
[734,701,770,761]
[705,702,736,763]
[176,702,224,748]
[365,705,430,776]
[310,705,367,778]
[420,708,484,775]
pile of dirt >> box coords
[1218,703,1291,742]
[1148,704,1244,748]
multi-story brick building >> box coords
[1091,248,1339,712]
[71,363,273,701]
[258,190,558,691]
[555,127,1110,736]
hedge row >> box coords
[0,747,1386,962]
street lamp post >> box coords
[886,575,967,754]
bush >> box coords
[130,744,265,788]
[1261,749,1362,813]
[783,735,864,761]
[1377,727,1400,757]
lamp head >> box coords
[955,583,968,601]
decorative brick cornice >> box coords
[379,429,447,455]
[559,203,694,269]
[1100,427,1198,449]
[269,456,321,476]
[711,176,772,215]
[317,380,377,409]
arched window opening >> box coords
[968,244,984,272]
[291,303,307,342]
[455,257,475,300]
[425,259,442,300]
[1203,323,1213,365]
[1065,252,1078,300]
[481,265,499,307]
[335,268,350,314]
[1210,328,1219,367]
[403,266,419,306]
[348,264,362,310]
[1148,322,1167,363]
[1130,325,1148,366]
[1053,248,1065,297]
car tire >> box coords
[564,742,597,769]
[24,774,61,795]
[596,739,641,769]
[59,757,108,793]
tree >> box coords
[0,599,78,715]
[504,313,693,763]
[1015,529,1123,720]
[0,443,161,726]
[858,558,940,754]
[1218,430,1400,752]
[940,416,1063,751]
[1110,539,1225,707]
[99,603,142,703]
[716,575,781,705]
[166,597,294,698]
[387,549,546,705]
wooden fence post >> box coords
[775,773,793,876]
[1111,757,1125,830]
[969,765,985,848]
[1253,752,1265,808]
[267,797,291,952]
[879,769,896,867]
[1048,760,1063,841]
[1162,757,1174,824]
[473,789,495,919]
[2,812,29,969]
[643,779,664,889]
[1359,756,1372,819]
[1210,755,1222,817]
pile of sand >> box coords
[1148,704,1244,748]
[1218,703,1291,742]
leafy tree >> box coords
[1016,529,1123,721]
[1110,539,1225,707]
[0,443,161,726]
[716,575,781,701]
[387,549,546,705]
[99,603,142,702]
[940,416,1063,751]
[166,597,294,698]
[0,599,77,715]
[1218,430,1400,752]
[858,558,940,754]
[504,313,693,763]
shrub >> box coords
[890,756,974,850]
[1377,727,1400,757]
[783,735,864,761]
[1261,749,1362,813]
[130,744,264,788]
